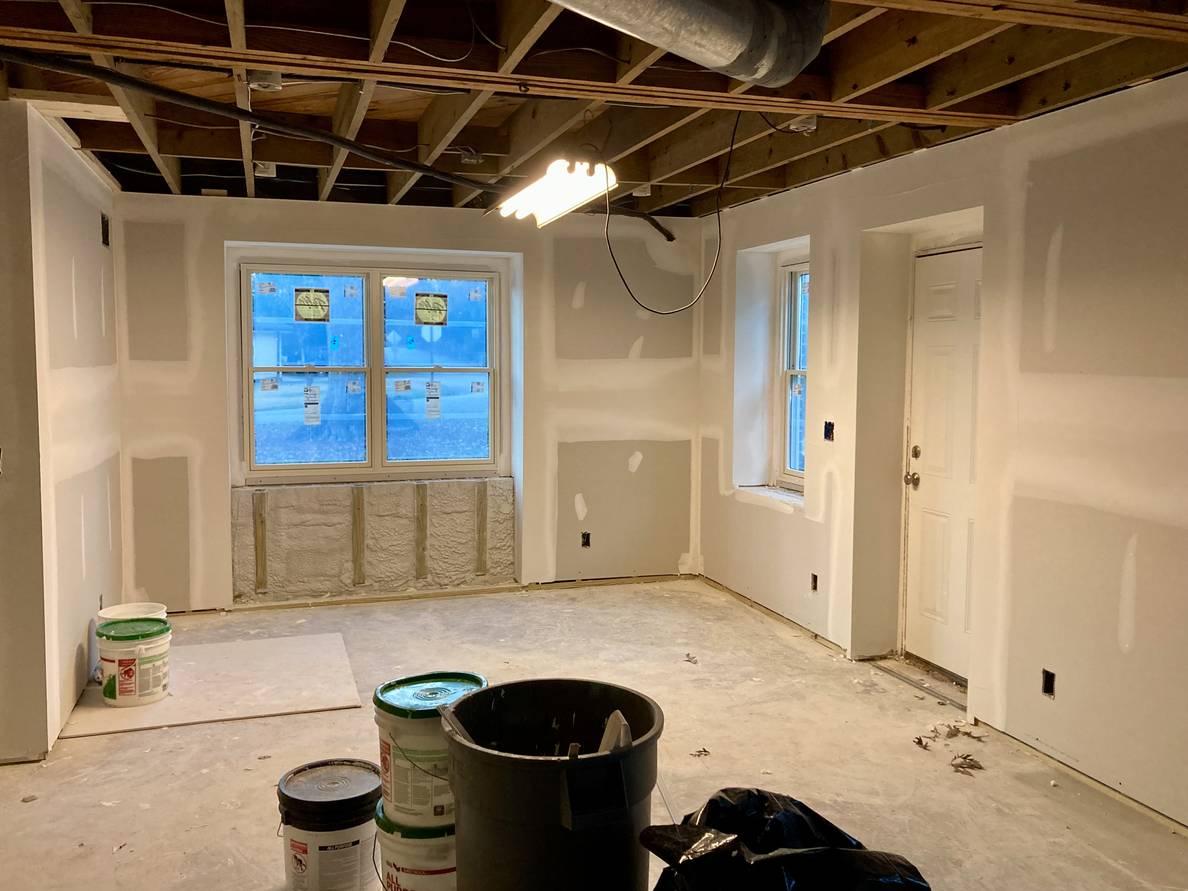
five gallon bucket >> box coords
[89,602,168,682]
[375,801,457,891]
[96,617,172,707]
[278,758,382,891]
[373,672,486,827]
[442,678,664,891]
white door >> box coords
[904,248,981,678]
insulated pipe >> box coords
[550,0,829,88]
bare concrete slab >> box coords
[1,580,1183,890]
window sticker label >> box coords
[414,293,448,326]
[393,379,411,393]
[257,281,278,295]
[260,377,279,392]
[471,380,485,394]
[344,284,359,298]
[303,385,321,425]
[346,380,362,395]
[294,287,331,322]
[425,381,441,419]
[469,287,483,302]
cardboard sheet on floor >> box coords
[60,633,361,738]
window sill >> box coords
[736,484,805,512]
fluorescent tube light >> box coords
[498,159,617,228]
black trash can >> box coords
[441,678,664,891]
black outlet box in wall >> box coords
[1042,669,1056,698]
[823,421,835,441]
[581,531,591,548]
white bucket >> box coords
[96,618,172,707]
[372,673,486,827]
[278,759,382,891]
[375,802,456,891]
[283,820,378,891]
[90,602,168,682]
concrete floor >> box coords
[2,579,1184,890]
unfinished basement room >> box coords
[1,0,1187,888]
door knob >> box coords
[903,472,920,489]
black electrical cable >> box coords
[603,111,741,316]
[0,46,676,238]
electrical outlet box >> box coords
[810,573,818,592]
[823,420,835,441]
[581,531,591,548]
[1042,669,1056,698]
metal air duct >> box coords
[550,0,829,88]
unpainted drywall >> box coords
[231,478,515,601]
[555,440,691,580]
[703,70,1188,822]
[0,103,50,761]
[123,222,189,361]
[554,235,694,359]
[850,232,912,658]
[131,457,191,610]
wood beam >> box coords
[386,0,561,204]
[55,1,180,193]
[0,28,1023,121]
[0,62,7,102]
[450,31,666,208]
[835,0,1188,42]
[828,11,1012,101]
[319,0,407,200]
[223,0,254,196]
[40,116,121,191]
[825,3,889,42]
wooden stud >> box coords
[0,62,8,102]
[414,482,428,580]
[474,481,488,576]
[352,485,365,586]
[253,489,268,593]
[223,1,255,197]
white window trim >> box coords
[773,261,809,492]
[239,260,505,485]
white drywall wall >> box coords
[113,196,703,607]
[702,70,1188,823]
[0,103,50,762]
[26,109,121,740]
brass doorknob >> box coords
[903,472,920,489]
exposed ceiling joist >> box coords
[386,0,561,204]
[319,0,408,200]
[222,0,254,197]
[55,1,181,193]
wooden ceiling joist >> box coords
[223,0,254,197]
[55,1,180,193]
[386,0,561,204]
[319,0,407,200]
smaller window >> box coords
[779,265,810,489]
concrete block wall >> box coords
[232,478,515,602]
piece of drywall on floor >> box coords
[850,232,912,658]
[26,108,120,742]
[555,440,691,580]
[0,102,50,762]
[703,70,1188,823]
[131,457,190,610]
[114,199,701,607]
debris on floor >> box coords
[1050,779,1060,788]
[920,719,986,743]
[20,794,37,803]
[913,736,930,750]
[684,653,699,664]
[690,747,711,758]
[951,754,984,775]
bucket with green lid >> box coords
[375,800,457,890]
[96,617,172,708]
[373,671,486,827]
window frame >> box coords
[240,262,502,483]
[774,262,810,492]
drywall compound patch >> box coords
[131,457,190,610]
[627,451,643,473]
[1041,223,1063,354]
[556,440,691,581]
[553,237,693,359]
[628,336,645,359]
[124,222,189,361]
[1118,532,1137,655]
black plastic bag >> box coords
[642,788,930,890]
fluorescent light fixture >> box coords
[498,159,617,228]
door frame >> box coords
[896,242,983,662]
